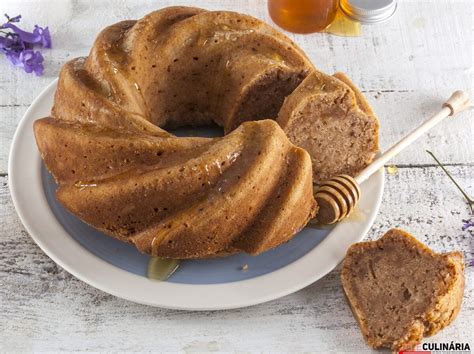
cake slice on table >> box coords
[277,70,379,184]
[341,228,465,351]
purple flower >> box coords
[462,218,474,231]
[0,23,51,48]
[0,14,51,75]
[33,25,51,48]
[1,36,25,64]
[0,35,22,51]
[4,48,44,75]
[18,49,44,75]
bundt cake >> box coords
[341,229,465,350]
[277,71,379,183]
[34,6,320,259]
[34,6,380,259]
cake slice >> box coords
[277,70,379,183]
[341,229,465,351]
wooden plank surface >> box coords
[1,166,473,352]
[0,0,472,173]
[1,0,473,352]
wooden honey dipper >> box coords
[315,90,471,224]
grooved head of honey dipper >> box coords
[315,191,341,224]
[314,175,361,224]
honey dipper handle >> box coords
[355,90,471,184]
[443,90,471,115]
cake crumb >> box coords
[241,264,249,272]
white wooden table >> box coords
[1,0,473,352]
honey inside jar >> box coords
[268,0,339,33]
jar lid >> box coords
[340,0,397,24]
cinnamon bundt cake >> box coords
[34,7,318,259]
[34,6,380,258]
[277,71,379,183]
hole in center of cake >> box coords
[170,124,224,138]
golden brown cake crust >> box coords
[341,229,465,351]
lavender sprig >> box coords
[427,150,474,231]
[462,219,474,231]
[0,14,51,75]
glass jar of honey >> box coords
[268,0,339,34]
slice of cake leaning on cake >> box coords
[277,71,379,184]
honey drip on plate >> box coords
[306,220,333,230]
[344,207,367,222]
[307,206,367,228]
[147,257,180,281]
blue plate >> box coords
[10,79,383,309]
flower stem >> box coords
[427,150,474,214]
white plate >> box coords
[9,79,384,310]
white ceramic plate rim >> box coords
[9,79,384,310]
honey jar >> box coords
[268,0,339,33]
[268,0,397,35]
